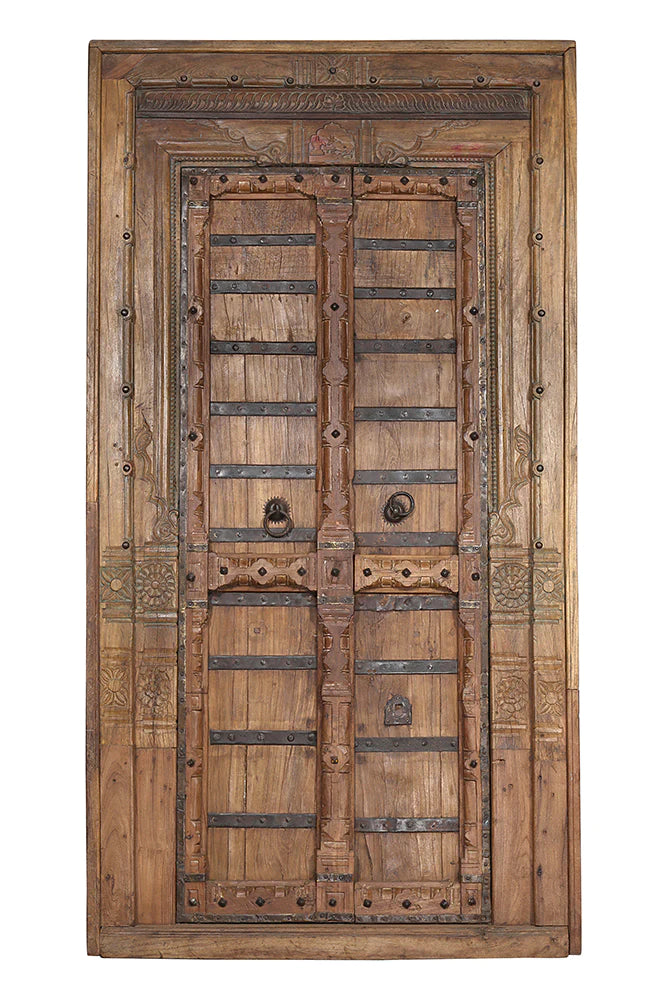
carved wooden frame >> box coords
[88,39,578,959]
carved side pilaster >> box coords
[182,182,211,891]
[315,192,355,918]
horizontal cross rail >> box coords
[355,817,459,832]
[354,531,457,547]
[210,592,317,607]
[209,527,316,542]
[355,659,458,674]
[355,338,456,354]
[353,470,456,484]
[354,287,455,300]
[211,465,315,479]
[210,730,317,746]
[355,407,456,421]
[355,737,458,752]
[211,341,317,355]
[211,233,316,246]
[209,655,316,670]
[211,402,316,416]
[355,594,457,611]
[211,280,316,294]
[208,813,316,829]
[355,238,455,251]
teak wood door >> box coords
[181,168,487,922]
[88,40,578,959]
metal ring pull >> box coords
[382,491,415,524]
[263,497,294,538]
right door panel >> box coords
[351,169,488,922]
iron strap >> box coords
[355,817,459,832]
[211,341,317,355]
[211,465,316,479]
[355,339,456,355]
[354,287,455,300]
[355,407,456,422]
[211,402,317,416]
[209,655,316,670]
[211,280,316,294]
[211,233,316,246]
[353,470,456,484]
[355,659,458,674]
[355,737,458,752]
[208,813,316,829]
[355,237,455,251]
[210,527,316,543]
[354,531,457,547]
[210,730,317,746]
[355,594,457,611]
[210,592,317,607]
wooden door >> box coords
[180,166,487,922]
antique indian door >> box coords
[89,40,578,959]
[181,168,487,922]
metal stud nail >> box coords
[188,431,197,440]
[331,568,340,577]
[189,177,197,185]
[440,899,449,909]
[294,174,304,183]
[536,156,544,165]
[121,540,130,550]
[470,759,478,768]
[439,177,448,185]
[363,175,372,184]
[470,307,478,315]
[220,174,228,183]
[186,758,195,767]
[120,307,129,317]
[472,572,480,581]
[122,231,131,241]
[469,177,478,186]
[369,76,377,83]
[536,464,544,472]
[468,896,477,906]
[220,567,228,575]
[402,899,411,909]
[296,897,306,907]
[535,385,545,395]
[536,232,544,241]
[328,898,337,907]
[122,463,132,474]
[121,383,132,396]
[535,540,543,549]
[258,567,267,576]
[363,568,372,577]
[331,174,340,183]
[331,429,340,439]
[258,174,267,183]
[186,572,195,582]
[363,898,372,908]
[329,67,336,74]
[180,75,188,82]
[188,897,198,906]
[218,898,227,907]
[533,80,540,87]
[255,897,265,906]
[286,76,294,84]
[330,302,339,311]
[538,308,546,317]
[402,568,411,578]
[231,75,239,82]
[476,75,485,83]
[440,568,449,578]
[470,431,479,441]
[400,176,410,185]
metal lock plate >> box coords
[384,695,413,726]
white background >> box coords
[3,4,665,996]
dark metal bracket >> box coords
[211,465,315,479]
[355,659,458,674]
[211,341,317,355]
[209,655,316,670]
[354,238,455,251]
[355,531,457,547]
[354,287,455,300]
[210,527,316,543]
[355,339,456,355]
[355,407,456,422]
[210,730,317,746]
[208,813,316,829]
[211,402,316,416]
[355,817,459,833]
[355,737,458,752]
[211,280,316,294]
[355,594,457,612]
[353,470,456,484]
[210,592,317,607]
[211,233,316,246]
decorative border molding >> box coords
[137,87,531,120]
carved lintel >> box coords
[136,87,531,120]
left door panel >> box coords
[181,171,323,920]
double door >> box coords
[180,166,488,922]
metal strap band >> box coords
[355,817,459,832]
[355,531,457,547]
[211,402,316,416]
[211,234,316,247]
[209,655,316,670]
[353,470,456,484]
[208,813,316,829]
[210,730,316,746]
[355,659,458,674]
[354,238,455,251]
[355,594,457,612]
[210,527,316,543]
[211,465,316,479]
[355,407,456,422]
[211,280,316,294]
[355,339,456,355]
[211,341,317,355]
[354,287,455,300]
[355,737,458,752]
[210,592,317,607]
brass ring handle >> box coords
[383,491,415,524]
[263,497,294,538]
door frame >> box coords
[87,39,578,959]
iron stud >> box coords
[188,431,197,440]
[188,897,198,906]
[363,898,372,908]
[220,174,228,183]
[472,572,480,581]
[186,758,195,767]
[255,897,265,906]
[439,177,448,185]
[296,897,306,906]
[402,568,411,578]
[331,174,340,183]
[369,76,377,83]
[220,567,228,575]
[440,900,449,909]
[470,431,479,441]
[402,899,411,909]
[536,464,544,473]
[258,174,267,183]
[218,898,227,907]
[286,76,294,84]
[363,568,372,577]
[121,540,130,550]
[328,898,337,907]
[186,572,195,582]
[535,541,543,549]
[470,306,478,315]
[363,175,372,184]
[331,568,340,577]
[294,174,304,182]
[230,75,239,82]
